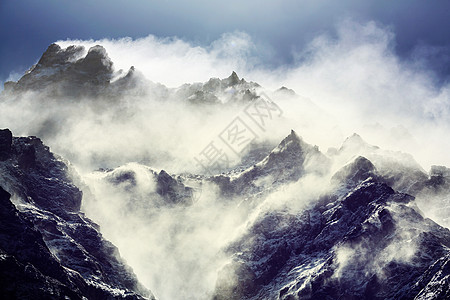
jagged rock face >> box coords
[414,253,450,300]
[37,43,83,68]
[0,130,152,299]
[0,187,84,299]
[260,130,329,176]
[177,71,261,105]
[3,135,82,213]
[332,156,379,186]
[330,133,428,194]
[4,44,135,98]
[101,163,195,209]
[0,129,12,161]
[156,170,194,205]
[211,130,330,197]
[210,131,450,300]
[214,178,450,300]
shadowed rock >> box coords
[0,131,153,299]
[0,129,12,161]
[332,156,379,187]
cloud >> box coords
[1,19,450,299]
[56,32,260,88]
[42,19,448,171]
[1,18,449,179]
[82,169,245,300]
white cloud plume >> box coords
[1,19,449,299]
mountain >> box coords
[214,152,450,299]
[210,130,330,198]
[3,43,260,105]
[206,132,450,299]
[84,130,450,300]
[0,129,153,299]
[175,71,261,104]
[1,43,450,300]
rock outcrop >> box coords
[213,137,450,299]
[4,44,138,98]
[0,129,12,161]
[0,129,153,299]
[211,130,330,197]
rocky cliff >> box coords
[0,129,153,299]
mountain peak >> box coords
[345,132,364,143]
[36,43,84,68]
[275,129,303,152]
[339,133,378,153]
[275,86,296,96]
[332,155,379,186]
[75,44,113,76]
[288,129,299,140]
[224,71,242,86]
[10,44,115,96]
[259,130,328,176]
[230,70,239,80]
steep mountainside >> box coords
[211,132,450,299]
[0,129,153,299]
[91,130,450,300]
[214,155,450,299]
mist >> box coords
[1,19,449,299]
[50,19,450,170]
[82,167,244,299]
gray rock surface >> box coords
[0,130,153,300]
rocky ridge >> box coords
[0,129,153,299]
[88,129,450,299]
[208,132,450,300]
[3,44,262,105]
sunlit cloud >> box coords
[1,19,449,299]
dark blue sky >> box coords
[1,0,449,86]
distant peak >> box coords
[342,133,366,147]
[74,45,113,74]
[224,71,241,86]
[276,130,305,152]
[276,86,296,96]
[348,132,363,140]
[331,155,378,185]
[83,45,110,63]
[339,133,379,154]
